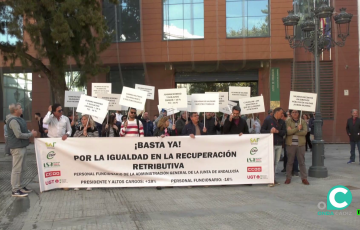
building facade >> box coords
[0,0,359,143]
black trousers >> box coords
[306,132,312,151]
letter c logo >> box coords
[327,186,352,210]
[329,188,348,209]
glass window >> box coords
[102,0,141,42]
[177,82,258,96]
[163,0,204,40]
[226,0,269,38]
[1,73,32,121]
[0,6,23,44]
[108,69,145,94]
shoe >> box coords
[12,190,28,197]
[268,183,275,187]
[347,160,355,164]
[293,172,299,177]
[63,188,70,191]
[156,187,162,190]
[74,188,79,191]
[302,179,310,185]
[281,169,286,172]
[86,187,92,191]
[274,181,280,185]
[20,187,32,193]
[284,179,291,184]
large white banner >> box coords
[158,88,187,109]
[97,93,123,111]
[92,83,112,97]
[35,134,274,192]
[76,95,109,118]
[289,91,317,112]
[229,87,251,101]
[135,84,155,100]
[239,96,265,115]
[64,91,84,108]
[191,94,219,112]
[119,87,147,110]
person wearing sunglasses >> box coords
[120,108,144,137]
[43,104,72,141]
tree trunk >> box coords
[48,73,68,114]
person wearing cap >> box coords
[223,106,249,136]
[43,104,72,140]
[265,109,273,120]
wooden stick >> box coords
[204,113,205,127]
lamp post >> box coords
[282,1,352,178]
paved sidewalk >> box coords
[0,143,360,230]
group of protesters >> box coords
[4,100,329,197]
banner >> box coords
[158,88,187,109]
[135,84,155,100]
[239,96,265,115]
[191,94,219,112]
[220,101,237,115]
[97,93,123,111]
[76,95,109,118]
[119,87,147,110]
[92,83,111,98]
[270,68,280,109]
[64,91,84,108]
[289,91,317,112]
[229,87,251,101]
[35,134,274,192]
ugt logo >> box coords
[250,138,259,145]
[46,142,56,149]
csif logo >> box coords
[250,138,259,145]
[43,162,60,168]
[47,151,56,159]
[250,147,258,155]
[45,142,56,149]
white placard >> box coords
[191,94,219,112]
[229,87,251,100]
[158,88,187,109]
[178,95,193,112]
[92,115,106,124]
[288,91,317,112]
[92,83,112,97]
[64,91,84,108]
[239,96,265,115]
[205,92,228,111]
[135,84,155,100]
[97,93,123,111]
[157,105,179,116]
[76,95,109,118]
[119,87,147,110]
[220,101,238,115]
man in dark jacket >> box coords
[176,111,188,135]
[261,107,286,187]
[346,109,360,164]
[308,113,323,141]
[182,112,207,138]
[223,106,249,136]
[204,112,220,135]
[137,111,154,137]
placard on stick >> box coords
[157,105,179,116]
[239,96,265,115]
[64,91,84,108]
[119,87,147,110]
[76,95,109,118]
[158,88,187,109]
[191,94,219,112]
[289,91,317,112]
[220,101,237,115]
[92,83,111,98]
[229,87,251,101]
[205,92,228,111]
[97,93,122,111]
[135,84,155,100]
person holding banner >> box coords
[285,110,309,185]
[120,108,144,137]
[154,117,176,137]
[204,112,220,135]
[43,104,72,140]
[223,106,249,136]
[182,112,207,138]
[137,111,154,137]
[260,107,286,187]
[101,115,120,137]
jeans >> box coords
[286,145,307,180]
[306,132,312,151]
[11,147,28,192]
[350,141,360,162]
[4,136,11,155]
[274,145,282,173]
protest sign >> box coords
[191,94,219,112]
[288,91,317,112]
[35,134,274,192]
[157,105,179,116]
[229,87,251,100]
[206,92,228,111]
[97,93,123,111]
[135,84,155,100]
[92,83,111,97]
[158,88,187,109]
[92,115,106,124]
[119,87,147,110]
[220,101,237,115]
[239,96,265,115]
[64,91,83,108]
[76,95,109,118]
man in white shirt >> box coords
[115,111,123,128]
[43,104,72,140]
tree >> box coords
[0,0,118,105]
